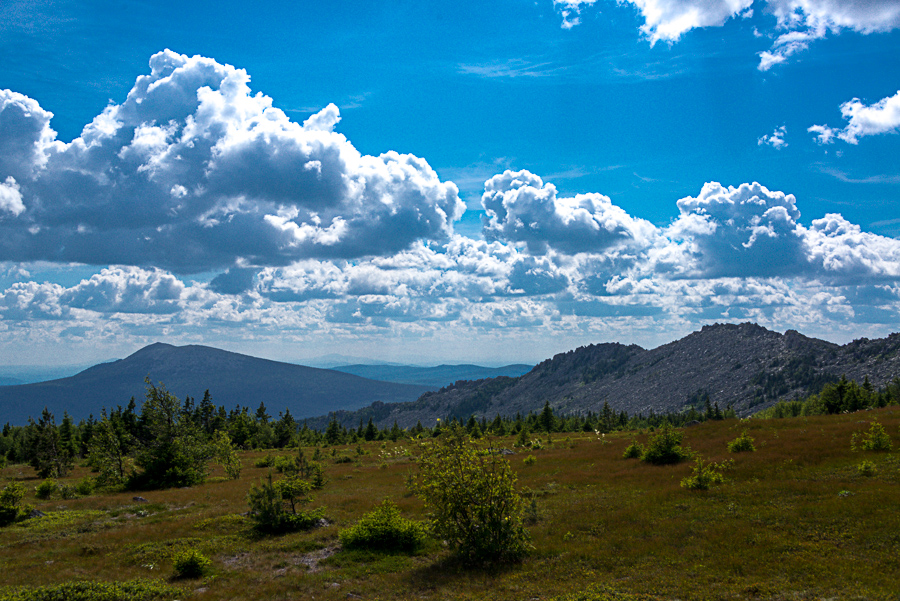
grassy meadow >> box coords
[2,408,899,601]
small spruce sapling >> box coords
[851,421,892,452]
[727,430,756,453]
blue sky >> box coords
[0,0,898,367]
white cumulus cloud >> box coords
[758,125,788,148]
[0,50,464,273]
[481,169,658,255]
[552,0,900,69]
[808,89,900,144]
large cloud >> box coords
[552,0,900,69]
[808,89,900,144]
[481,169,657,255]
[0,50,464,273]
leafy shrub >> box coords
[857,460,877,477]
[272,455,295,474]
[0,578,182,601]
[338,499,427,553]
[727,430,756,453]
[622,440,643,459]
[171,549,211,579]
[851,421,892,452]
[334,454,353,464]
[211,430,242,480]
[411,424,531,564]
[640,424,691,465]
[75,477,95,496]
[523,454,537,466]
[59,484,78,500]
[680,457,731,490]
[255,454,277,468]
[247,473,325,533]
[34,479,58,500]
[0,483,30,527]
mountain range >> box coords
[0,343,433,424]
[329,364,533,388]
[306,323,900,429]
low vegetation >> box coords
[338,499,426,553]
[0,378,899,600]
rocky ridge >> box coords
[312,323,900,429]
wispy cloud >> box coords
[817,166,900,185]
[458,58,567,79]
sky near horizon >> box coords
[0,0,899,367]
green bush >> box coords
[338,499,427,553]
[727,430,756,453]
[255,454,278,468]
[0,579,182,601]
[171,549,211,579]
[522,454,537,466]
[680,457,730,490]
[34,479,58,500]
[247,473,325,533]
[622,440,643,459]
[59,484,78,500]
[411,424,531,564]
[851,421,892,452]
[641,424,691,465]
[857,460,877,477]
[0,483,30,527]
[75,477,95,496]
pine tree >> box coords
[29,408,74,478]
[539,401,555,433]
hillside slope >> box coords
[0,343,431,424]
[314,323,900,428]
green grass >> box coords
[1,409,899,600]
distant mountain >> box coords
[303,354,407,369]
[0,343,431,424]
[0,364,100,386]
[307,323,900,429]
[330,363,533,388]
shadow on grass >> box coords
[403,551,524,590]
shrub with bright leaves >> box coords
[35,478,58,500]
[410,424,531,564]
[851,421,892,452]
[338,499,427,553]
[680,457,731,491]
[171,548,211,579]
[0,482,30,526]
[857,460,877,477]
[247,473,325,533]
[727,430,756,453]
[622,440,643,459]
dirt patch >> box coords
[292,545,339,573]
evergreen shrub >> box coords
[34,479,58,500]
[247,473,325,533]
[622,440,643,459]
[338,499,427,553]
[640,424,691,465]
